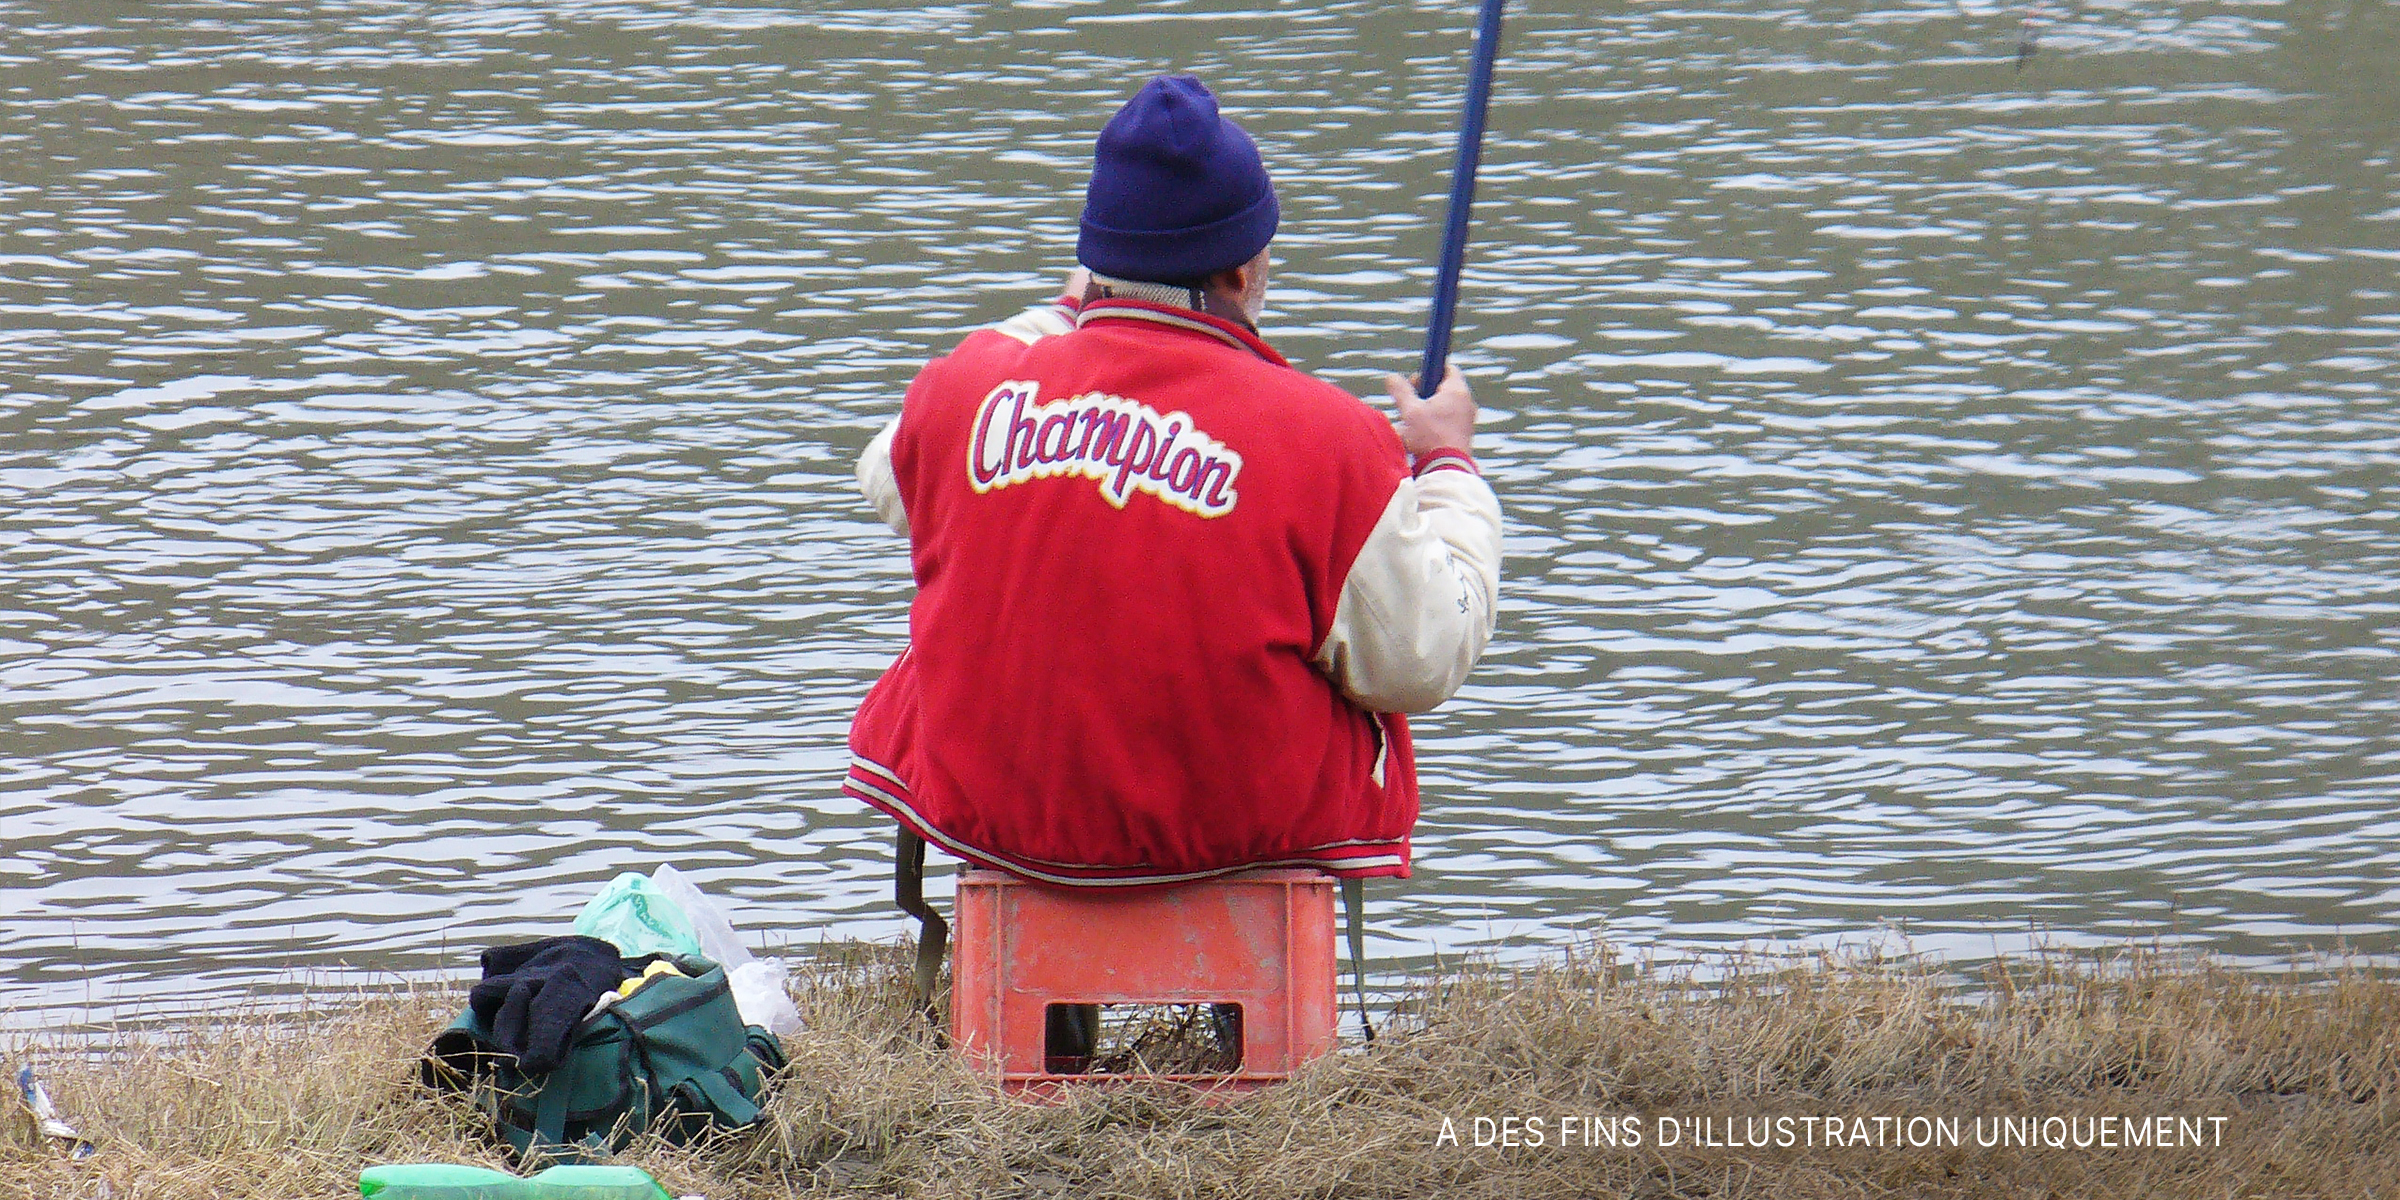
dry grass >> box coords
[6,939,2398,1199]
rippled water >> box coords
[5,0,2397,1025]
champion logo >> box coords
[967,379,1242,518]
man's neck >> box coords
[1083,272,1256,332]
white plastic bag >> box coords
[650,864,803,1036]
[725,961,800,1037]
[650,864,749,968]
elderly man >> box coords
[843,75,1501,904]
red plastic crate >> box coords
[950,867,1339,1096]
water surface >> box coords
[4,0,2398,1024]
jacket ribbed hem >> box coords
[843,755,1411,886]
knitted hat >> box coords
[1076,75,1280,284]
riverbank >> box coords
[5,941,2394,1199]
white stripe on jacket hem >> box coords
[844,755,1406,887]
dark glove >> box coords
[468,935,632,1075]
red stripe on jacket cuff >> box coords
[1413,448,1479,477]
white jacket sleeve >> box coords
[987,300,1078,346]
[1313,458,1503,713]
[856,414,908,537]
[855,299,1079,537]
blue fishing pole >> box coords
[1416,0,1509,394]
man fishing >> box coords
[842,74,1502,895]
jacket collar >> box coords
[1074,297,1290,368]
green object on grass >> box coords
[358,1162,671,1199]
[572,872,702,957]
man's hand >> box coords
[1384,364,1476,458]
[1063,266,1092,302]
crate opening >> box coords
[1042,1002,1245,1075]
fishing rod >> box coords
[1417,0,1509,395]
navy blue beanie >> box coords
[1077,75,1280,284]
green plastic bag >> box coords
[571,872,701,958]
[359,1162,669,1199]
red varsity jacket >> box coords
[843,297,1420,885]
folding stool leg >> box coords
[1343,877,1374,1043]
[894,827,948,1029]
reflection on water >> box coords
[4,0,2398,1024]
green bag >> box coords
[421,955,787,1165]
[572,872,704,960]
